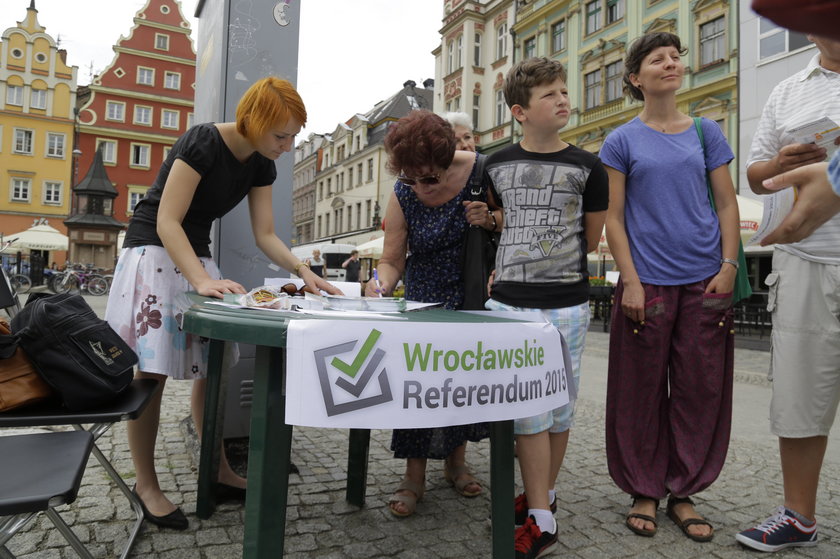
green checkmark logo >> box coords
[331,329,382,378]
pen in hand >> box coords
[373,268,383,297]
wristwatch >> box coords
[721,258,739,270]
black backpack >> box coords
[6,293,136,411]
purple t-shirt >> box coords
[599,117,734,285]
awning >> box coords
[4,223,68,251]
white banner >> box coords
[285,316,571,429]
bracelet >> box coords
[487,210,497,231]
[293,261,309,275]
[721,258,739,270]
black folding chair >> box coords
[0,270,20,318]
[0,430,95,559]
[0,378,159,559]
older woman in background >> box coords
[442,111,476,152]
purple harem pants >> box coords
[605,278,734,499]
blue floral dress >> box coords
[390,158,490,459]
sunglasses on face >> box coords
[398,173,441,186]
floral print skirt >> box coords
[105,246,238,380]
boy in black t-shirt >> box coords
[484,57,608,559]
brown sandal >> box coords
[444,463,482,498]
[625,496,659,537]
[667,496,714,542]
[388,479,425,517]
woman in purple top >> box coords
[600,33,740,542]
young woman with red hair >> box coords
[106,77,339,529]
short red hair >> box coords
[384,110,456,176]
[236,77,307,142]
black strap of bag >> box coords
[461,153,499,311]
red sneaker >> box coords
[515,515,558,559]
[514,492,558,526]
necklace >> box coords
[640,117,667,133]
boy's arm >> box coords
[583,211,606,253]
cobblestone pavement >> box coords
[5,294,840,558]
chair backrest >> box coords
[0,269,19,315]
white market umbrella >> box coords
[356,236,384,259]
[5,223,68,251]
[737,194,764,246]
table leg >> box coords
[196,339,228,519]
[244,345,291,559]
[490,420,515,559]
[346,428,370,507]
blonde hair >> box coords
[236,77,307,142]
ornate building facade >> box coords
[0,1,77,259]
[75,0,196,228]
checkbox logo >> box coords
[313,329,392,417]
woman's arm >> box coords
[706,165,739,294]
[247,186,342,295]
[157,159,245,298]
[604,166,646,322]
[365,193,407,297]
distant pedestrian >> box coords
[342,250,361,282]
[105,77,339,530]
[306,249,325,278]
[601,32,739,543]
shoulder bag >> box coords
[0,318,54,412]
[693,117,752,303]
[461,153,500,311]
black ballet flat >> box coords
[132,487,189,530]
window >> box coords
[367,158,374,181]
[14,129,33,154]
[43,181,62,205]
[495,90,506,127]
[585,69,602,109]
[473,33,482,67]
[551,20,566,53]
[347,206,353,231]
[606,0,625,25]
[128,190,144,213]
[6,85,23,106]
[134,105,152,126]
[164,71,181,90]
[163,146,172,161]
[447,40,454,73]
[187,113,194,129]
[106,101,125,121]
[456,35,463,69]
[155,33,169,51]
[357,163,363,185]
[30,89,47,109]
[97,139,117,164]
[131,144,150,167]
[496,23,508,60]
[46,133,65,158]
[700,17,726,66]
[473,94,480,131]
[348,168,353,189]
[759,18,810,59]
[161,109,180,129]
[366,200,372,227]
[137,67,154,86]
[356,202,362,229]
[606,61,624,102]
[586,1,602,34]
[524,37,536,59]
[11,178,31,201]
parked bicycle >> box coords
[0,238,23,316]
[49,265,109,296]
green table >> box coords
[182,295,516,559]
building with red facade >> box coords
[72,0,196,267]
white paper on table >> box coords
[746,188,797,246]
[789,116,840,158]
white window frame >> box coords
[11,178,31,202]
[495,89,506,127]
[154,33,170,51]
[606,0,625,25]
[137,66,155,86]
[585,1,603,35]
[187,112,194,129]
[133,105,153,126]
[164,71,181,90]
[456,35,463,70]
[96,139,117,164]
[13,128,34,154]
[447,40,454,74]
[30,89,47,110]
[130,143,151,168]
[161,109,180,130]
[106,101,125,122]
[6,85,23,106]
[605,61,624,102]
[758,18,811,60]
[496,23,508,60]
[43,180,62,205]
[699,16,726,66]
[551,20,566,53]
[524,36,536,59]
[46,132,66,158]
[585,69,602,109]
[127,186,147,215]
[473,32,482,67]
